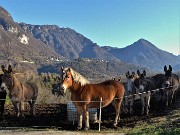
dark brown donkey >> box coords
[1,65,38,117]
[162,65,179,107]
[60,67,125,130]
[0,74,7,118]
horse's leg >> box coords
[12,101,20,117]
[113,98,123,127]
[82,105,89,130]
[76,106,83,130]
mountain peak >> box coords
[0,6,13,20]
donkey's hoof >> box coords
[113,123,118,128]
[77,126,82,130]
[84,127,90,131]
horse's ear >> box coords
[68,67,71,72]
[1,65,7,73]
[126,71,130,77]
[164,65,167,72]
[169,65,172,72]
[143,70,146,77]
[137,70,140,76]
[8,65,12,73]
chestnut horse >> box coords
[60,67,125,130]
[1,65,38,117]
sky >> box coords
[0,0,180,55]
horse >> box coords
[162,65,179,107]
[124,71,139,115]
[0,74,7,118]
[60,67,125,130]
[134,70,156,115]
[0,65,38,117]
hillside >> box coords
[103,39,180,71]
[0,6,61,65]
[18,23,119,62]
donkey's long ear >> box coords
[126,71,130,78]
[143,70,146,77]
[1,65,7,73]
[8,65,12,73]
[164,65,167,72]
[137,70,140,76]
[169,65,172,72]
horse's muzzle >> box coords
[59,85,66,96]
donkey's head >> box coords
[162,65,173,88]
[1,65,13,91]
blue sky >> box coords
[0,0,179,55]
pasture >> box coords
[0,65,180,134]
[0,94,179,134]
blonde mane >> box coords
[69,68,90,86]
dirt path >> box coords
[0,130,125,135]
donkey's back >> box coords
[23,82,38,101]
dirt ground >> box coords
[0,91,180,134]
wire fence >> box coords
[0,83,180,131]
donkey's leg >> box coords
[82,105,89,130]
[0,101,5,118]
[20,101,25,117]
[130,97,134,115]
[165,91,169,107]
[76,106,83,130]
[170,91,175,106]
[29,100,36,116]
[145,92,151,115]
[12,102,20,117]
[124,97,129,114]
[140,95,145,115]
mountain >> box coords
[18,23,119,62]
[103,39,180,71]
[0,6,61,64]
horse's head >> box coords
[162,65,172,88]
[60,67,73,95]
[0,65,13,91]
[60,67,90,95]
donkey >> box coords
[162,65,179,107]
[124,71,139,115]
[1,65,38,117]
[135,70,156,115]
[0,74,7,118]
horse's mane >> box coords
[69,68,90,86]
